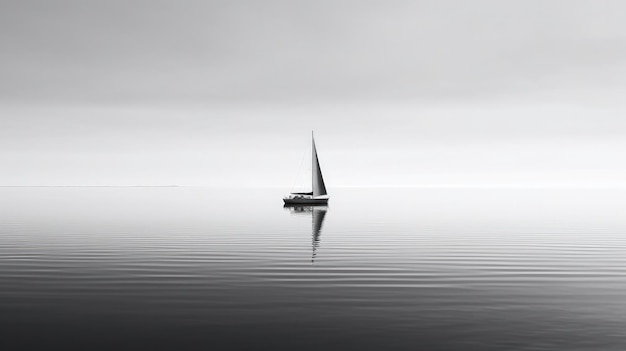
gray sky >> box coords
[2,1,626,186]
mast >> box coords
[312,131,327,196]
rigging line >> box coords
[290,140,310,192]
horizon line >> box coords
[2,184,626,189]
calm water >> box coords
[1,187,626,350]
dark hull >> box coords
[283,198,329,205]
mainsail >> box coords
[312,133,327,196]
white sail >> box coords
[312,133,327,196]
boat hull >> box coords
[283,198,329,205]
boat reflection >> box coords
[284,205,328,263]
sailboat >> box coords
[283,132,329,205]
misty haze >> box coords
[2,1,626,350]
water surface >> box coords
[1,187,626,350]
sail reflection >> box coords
[284,205,328,263]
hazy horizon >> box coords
[2,1,626,187]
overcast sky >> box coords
[2,1,626,187]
